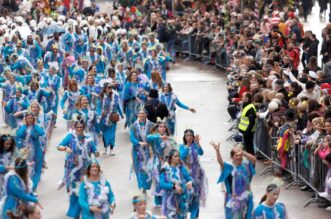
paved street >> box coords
[1,59,329,218]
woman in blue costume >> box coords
[23,81,52,112]
[99,83,123,155]
[129,195,160,219]
[144,49,162,79]
[123,71,147,128]
[160,149,194,219]
[57,117,99,218]
[44,44,63,69]
[179,129,207,219]
[130,108,154,193]
[78,159,116,219]
[80,74,101,111]
[115,63,127,95]
[95,46,107,74]
[0,135,17,192]
[61,27,75,52]
[210,141,256,219]
[147,119,178,206]
[252,184,288,219]
[159,83,196,135]
[0,71,17,126]
[117,41,134,67]
[61,80,81,130]
[4,87,30,129]
[16,113,45,191]
[0,157,42,219]
[42,62,61,116]
[149,70,164,91]
[72,95,100,139]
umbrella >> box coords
[38,24,65,35]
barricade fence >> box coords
[174,33,229,69]
[254,120,330,207]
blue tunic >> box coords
[78,177,115,219]
[252,202,287,219]
[1,172,38,219]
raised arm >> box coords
[210,141,224,169]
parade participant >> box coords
[16,112,45,191]
[78,159,116,219]
[159,149,194,219]
[42,62,61,116]
[159,83,196,135]
[129,195,163,219]
[130,108,154,193]
[144,49,162,79]
[179,129,207,219]
[23,81,52,112]
[72,95,100,138]
[123,71,147,128]
[99,83,123,155]
[0,157,42,219]
[4,86,30,128]
[0,134,16,191]
[147,118,177,206]
[80,74,101,110]
[57,117,99,218]
[60,80,81,130]
[9,53,34,75]
[149,70,164,91]
[210,141,256,219]
[44,44,63,69]
[252,184,288,219]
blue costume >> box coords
[252,202,288,219]
[218,161,255,219]
[60,90,80,125]
[160,163,193,219]
[72,107,100,137]
[16,124,45,191]
[10,57,35,74]
[42,73,61,114]
[179,143,207,219]
[80,84,101,110]
[130,119,154,190]
[100,91,123,148]
[0,171,38,219]
[4,95,30,128]
[159,92,190,135]
[147,133,178,205]
[57,131,98,218]
[78,175,115,219]
[44,51,63,69]
[123,81,146,127]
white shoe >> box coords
[326,206,331,211]
[103,148,108,155]
[318,192,331,199]
[109,149,115,156]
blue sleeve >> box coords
[146,133,160,143]
[16,125,28,138]
[179,144,189,160]
[58,134,72,147]
[78,181,90,212]
[175,98,189,110]
[89,140,97,154]
[41,89,52,97]
[130,126,140,147]
[21,98,30,109]
[252,205,264,218]
[0,165,6,173]
[217,162,233,184]
[10,62,19,70]
[8,176,38,203]
[116,103,124,118]
[60,92,68,109]
[106,181,115,204]
[4,100,13,113]
[160,171,174,191]
[182,166,193,182]
[197,144,204,155]
[34,125,45,137]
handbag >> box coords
[110,112,120,123]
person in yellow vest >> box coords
[238,92,257,155]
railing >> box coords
[174,33,229,69]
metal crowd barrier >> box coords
[174,33,229,69]
[253,121,330,208]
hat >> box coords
[284,108,296,121]
[275,79,284,86]
[308,71,317,79]
[288,12,295,18]
[148,89,158,98]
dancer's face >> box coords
[26,115,35,126]
[266,189,280,206]
[138,111,146,121]
[31,104,39,114]
[89,163,100,177]
[135,200,147,214]
[158,124,166,134]
[232,151,243,165]
[28,206,41,219]
[170,152,180,166]
[81,97,89,108]
[75,124,85,134]
[3,139,12,151]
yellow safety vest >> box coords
[238,103,256,132]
